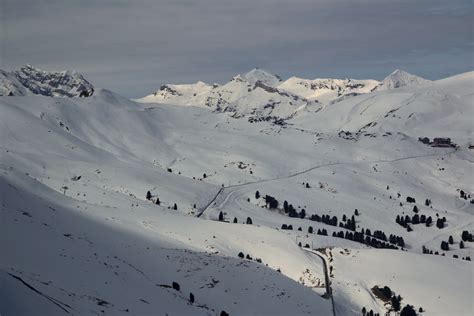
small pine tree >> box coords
[146,191,152,200]
[362,307,367,316]
[400,304,416,316]
[218,211,224,221]
[413,205,419,213]
[305,183,310,188]
[189,292,195,303]
[460,241,464,249]
[173,203,177,210]
[155,198,160,205]
[233,217,238,223]
[172,281,180,291]
[354,209,359,216]
[246,217,253,225]
[238,252,244,258]
[391,295,401,311]
[308,226,314,234]
[255,190,260,199]
[448,235,454,244]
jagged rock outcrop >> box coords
[0,64,94,97]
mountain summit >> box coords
[0,64,94,97]
[376,69,430,90]
[239,68,282,87]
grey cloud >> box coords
[1,0,472,97]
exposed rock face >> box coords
[0,64,94,97]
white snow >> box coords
[1,67,473,315]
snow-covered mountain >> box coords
[278,77,380,104]
[1,69,473,316]
[376,69,431,91]
[138,68,432,122]
[138,68,316,122]
[0,64,94,97]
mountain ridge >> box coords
[0,64,94,97]
[137,68,432,121]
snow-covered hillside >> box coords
[0,64,94,97]
[1,69,473,315]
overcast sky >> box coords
[1,0,472,97]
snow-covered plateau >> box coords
[1,65,473,316]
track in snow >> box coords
[303,249,336,316]
[197,149,457,218]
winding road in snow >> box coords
[197,148,456,218]
[303,249,336,315]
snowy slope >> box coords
[1,70,473,315]
[0,64,94,97]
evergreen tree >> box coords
[391,295,401,312]
[255,190,260,199]
[412,214,420,224]
[305,182,310,188]
[460,241,464,249]
[448,235,454,244]
[218,211,224,221]
[146,191,152,200]
[362,306,366,315]
[308,226,314,234]
[246,217,253,225]
[189,292,195,303]
[426,216,432,226]
[400,305,416,316]
[233,217,238,223]
[173,203,177,210]
[172,281,180,291]
[354,209,359,216]
[283,200,289,212]
[155,198,160,205]
[440,241,449,251]
[238,252,244,258]
[413,205,419,213]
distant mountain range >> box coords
[136,68,431,122]
[0,65,439,123]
